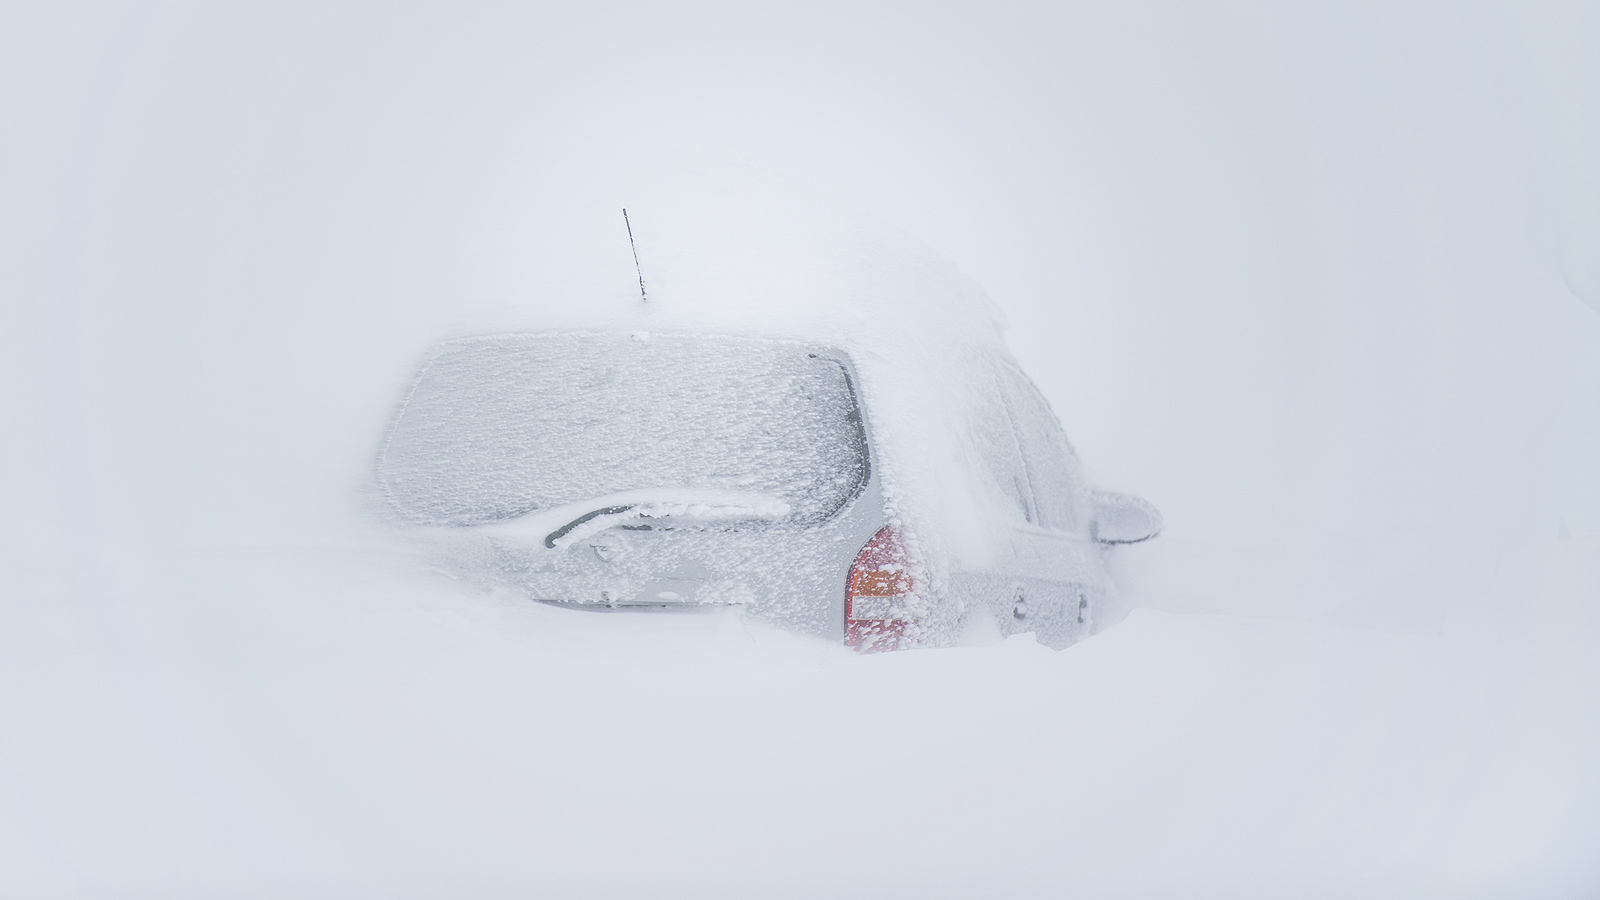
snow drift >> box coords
[3,3,1597,898]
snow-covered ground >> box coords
[3,3,1597,897]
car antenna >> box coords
[623,208,647,303]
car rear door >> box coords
[971,356,1102,648]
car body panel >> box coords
[375,330,1153,651]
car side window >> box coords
[968,362,1032,521]
[997,362,1087,533]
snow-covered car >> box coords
[374,330,1160,651]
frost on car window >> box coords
[377,332,870,528]
[997,363,1087,533]
[967,363,1032,521]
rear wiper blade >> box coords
[468,490,791,549]
[543,505,635,548]
[541,494,791,549]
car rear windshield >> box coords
[378,332,870,528]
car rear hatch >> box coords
[377,332,873,615]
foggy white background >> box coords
[3,3,1598,898]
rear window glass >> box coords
[378,332,870,527]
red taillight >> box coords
[845,525,928,653]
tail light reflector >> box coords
[845,525,928,652]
